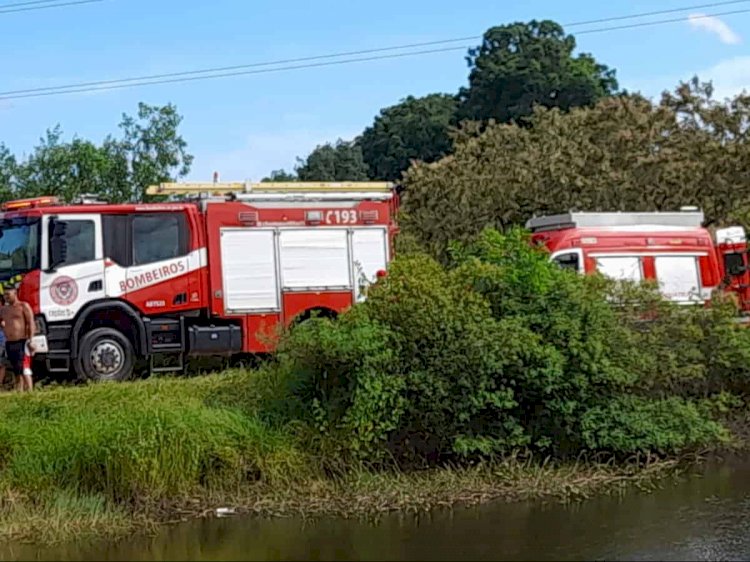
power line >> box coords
[577,7,750,34]
[0,0,102,15]
[0,0,72,8]
[0,37,478,97]
[2,4,749,101]
[564,0,749,27]
[0,45,474,100]
[2,0,748,98]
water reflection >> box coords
[4,462,750,561]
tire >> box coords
[74,328,135,383]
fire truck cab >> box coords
[0,182,398,382]
[527,209,750,313]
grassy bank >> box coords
[0,371,695,545]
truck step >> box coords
[148,352,185,375]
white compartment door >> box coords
[279,229,351,290]
[220,229,279,312]
[352,228,388,302]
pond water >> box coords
[5,461,750,561]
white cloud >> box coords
[687,13,742,45]
[695,56,750,99]
[189,127,361,182]
[625,56,750,102]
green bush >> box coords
[262,227,745,465]
[362,255,536,461]
[268,311,405,464]
[580,396,729,454]
[609,281,750,398]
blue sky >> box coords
[1,0,749,182]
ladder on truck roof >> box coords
[526,210,705,233]
[146,181,396,201]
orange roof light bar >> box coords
[1,196,59,212]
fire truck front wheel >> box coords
[74,328,135,382]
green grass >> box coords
[0,371,312,542]
[0,371,702,545]
[0,488,134,545]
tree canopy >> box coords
[0,102,192,203]
[457,20,619,124]
[289,19,619,180]
[402,79,750,260]
[358,94,458,181]
[295,139,369,181]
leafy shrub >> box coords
[362,255,538,462]
[269,311,405,464]
[580,396,729,454]
[610,282,750,398]
[260,228,745,465]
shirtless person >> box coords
[0,287,35,391]
[0,294,7,389]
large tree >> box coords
[0,102,192,203]
[358,94,458,181]
[457,20,618,124]
[402,78,750,260]
[115,102,193,201]
[13,127,127,203]
[295,139,369,181]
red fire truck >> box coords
[0,182,398,381]
[527,209,750,314]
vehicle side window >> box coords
[132,213,188,265]
[552,252,580,272]
[58,220,96,267]
[594,256,643,282]
[102,215,132,267]
[724,252,746,277]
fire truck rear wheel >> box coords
[75,328,135,383]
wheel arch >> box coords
[70,299,146,359]
[290,306,339,326]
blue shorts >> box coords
[5,340,27,376]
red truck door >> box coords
[716,227,750,311]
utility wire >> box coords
[0,0,102,15]
[2,0,749,98]
[1,1,748,97]
[2,4,750,100]
[0,0,76,8]
[564,0,749,27]
[577,7,750,34]
[0,45,474,100]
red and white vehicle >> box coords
[0,182,398,381]
[527,209,750,314]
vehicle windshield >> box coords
[0,217,41,281]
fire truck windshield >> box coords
[0,217,41,280]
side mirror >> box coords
[48,218,68,271]
[724,252,747,277]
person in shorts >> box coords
[0,293,9,389]
[0,287,35,391]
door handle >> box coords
[88,280,103,292]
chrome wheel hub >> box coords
[90,340,124,376]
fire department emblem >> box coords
[50,276,78,306]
